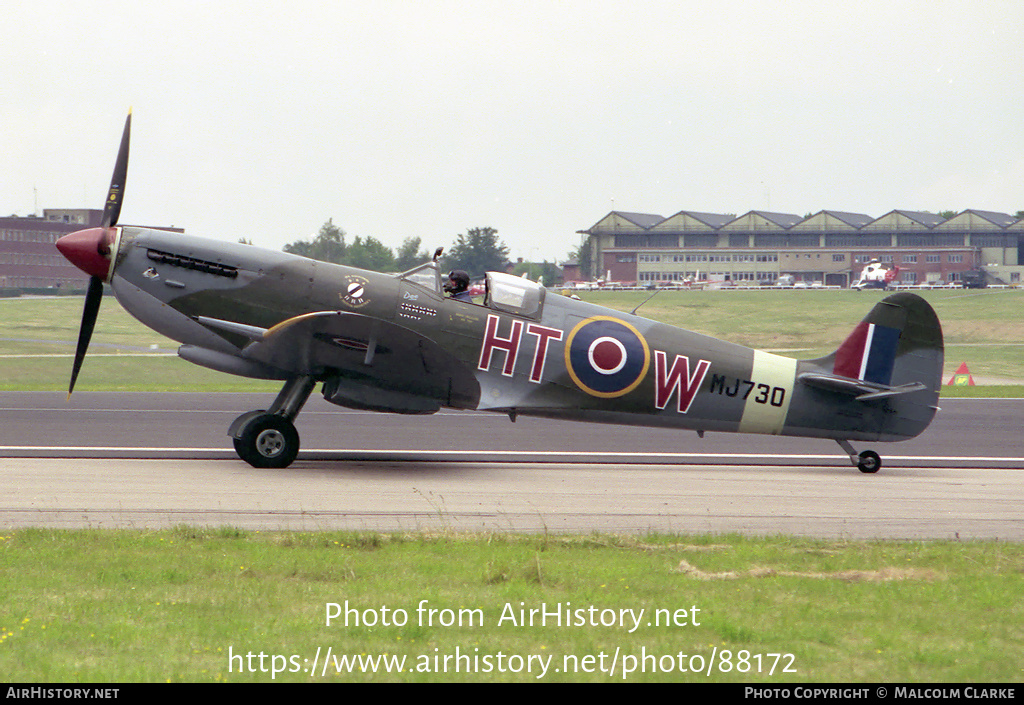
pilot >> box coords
[444,269,474,302]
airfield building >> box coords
[578,209,1024,288]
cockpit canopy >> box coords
[400,263,546,318]
[484,271,545,318]
[400,261,443,291]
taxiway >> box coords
[1,392,1021,538]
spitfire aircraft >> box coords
[56,114,943,473]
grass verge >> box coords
[1,529,1022,682]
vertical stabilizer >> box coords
[793,293,944,441]
[813,293,943,389]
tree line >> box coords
[282,219,512,278]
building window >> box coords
[832,254,846,262]
[614,234,679,248]
[971,235,1010,248]
[949,254,963,264]
[926,254,941,263]
[903,254,917,264]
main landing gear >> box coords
[229,376,316,468]
[837,440,881,474]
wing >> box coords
[201,311,481,413]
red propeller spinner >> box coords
[55,227,115,280]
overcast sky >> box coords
[4,1,1022,263]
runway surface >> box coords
[1,392,1022,538]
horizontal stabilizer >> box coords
[797,372,926,401]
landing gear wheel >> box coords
[233,413,300,469]
[857,450,881,474]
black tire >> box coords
[234,414,300,469]
[857,450,881,474]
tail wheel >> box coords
[857,450,881,474]
[233,413,300,469]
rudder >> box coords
[799,292,943,441]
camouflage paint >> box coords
[105,227,943,445]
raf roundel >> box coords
[564,316,650,398]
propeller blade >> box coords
[68,275,104,397]
[101,110,132,229]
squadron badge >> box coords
[341,275,370,308]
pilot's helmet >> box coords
[446,269,470,293]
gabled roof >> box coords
[792,210,874,230]
[962,210,1017,228]
[751,211,802,228]
[662,210,734,229]
[612,211,665,229]
[937,209,1017,231]
[862,210,945,230]
[724,211,803,229]
[819,210,874,228]
[580,211,665,234]
[581,207,1023,236]
[892,210,947,227]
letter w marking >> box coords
[655,351,711,414]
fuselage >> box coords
[99,226,939,444]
